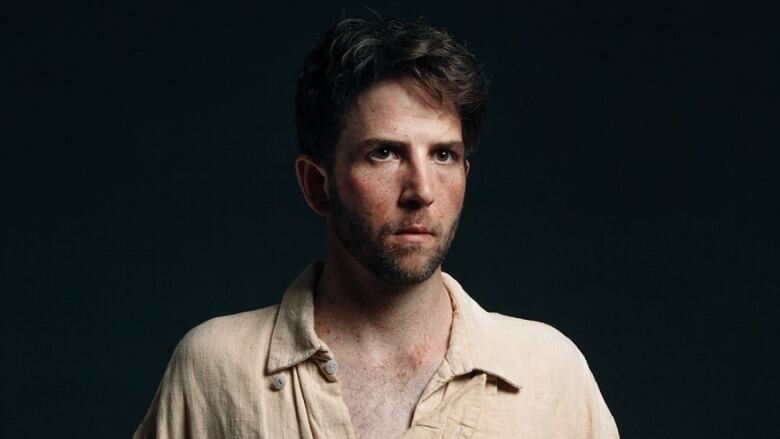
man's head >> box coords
[295,16,487,285]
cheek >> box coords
[436,171,467,211]
[342,170,396,213]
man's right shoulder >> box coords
[134,305,284,437]
[170,304,280,370]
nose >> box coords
[398,155,435,209]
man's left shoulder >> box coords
[474,307,593,377]
[468,308,619,437]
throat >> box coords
[313,268,454,350]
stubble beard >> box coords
[329,183,461,286]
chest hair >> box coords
[338,354,442,439]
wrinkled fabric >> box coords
[134,262,618,438]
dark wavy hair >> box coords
[295,15,488,168]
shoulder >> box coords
[477,311,619,437]
[446,273,592,381]
[469,301,592,384]
[486,311,583,360]
[172,305,279,369]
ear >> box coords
[295,154,331,216]
[464,159,471,176]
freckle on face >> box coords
[330,79,466,285]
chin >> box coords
[369,250,443,286]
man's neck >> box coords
[313,245,453,362]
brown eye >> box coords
[370,147,395,160]
[435,149,454,162]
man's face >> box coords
[328,78,469,285]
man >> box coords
[134,16,618,439]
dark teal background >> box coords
[3,1,778,437]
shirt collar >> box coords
[266,262,522,389]
[266,262,324,373]
[440,271,522,389]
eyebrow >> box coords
[357,138,465,151]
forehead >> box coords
[339,79,462,146]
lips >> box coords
[395,225,434,235]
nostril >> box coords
[399,194,433,210]
[399,198,423,210]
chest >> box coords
[338,357,440,439]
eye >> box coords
[434,149,456,163]
[369,147,398,161]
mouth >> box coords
[392,225,435,244]
[394,225,434,235]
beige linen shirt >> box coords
[135,263,618,438]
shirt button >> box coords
[323,359,339,375]
[271,374,287,390]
